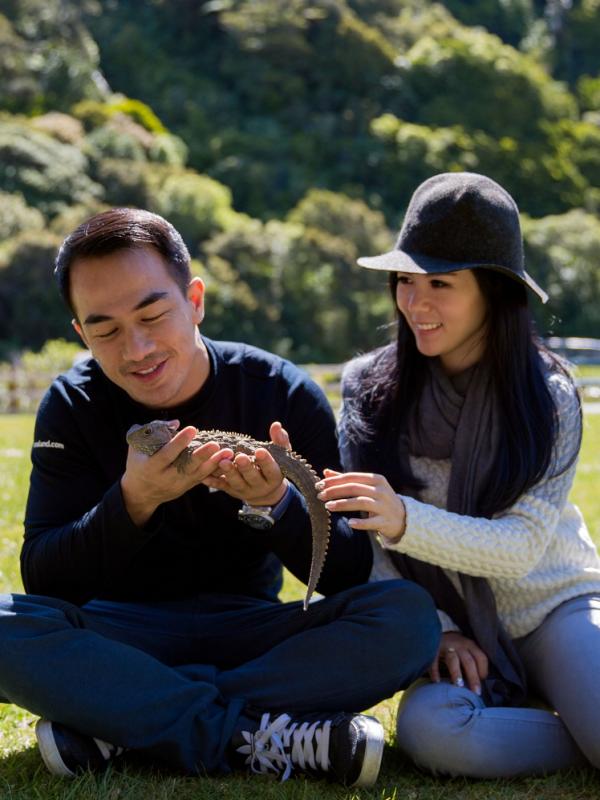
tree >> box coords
[523,209,600,337]
[400,27,576,141]
[545,0,600,84]
[441,0,535,47]
[0,232,72,352]
[0,119,103,217]
[0,191,45,241]
[201,191,394,362]
[0,0,105,114]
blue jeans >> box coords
[396,594,600,777]
[0,580,439,774]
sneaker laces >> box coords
[236,713,331,781]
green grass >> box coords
[1,413,600,798]
[574,365,600,378]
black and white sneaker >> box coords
[231,711,384,786]
[35,719,124,777]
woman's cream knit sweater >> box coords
[362,370,600,639]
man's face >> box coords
[71,246,208,408]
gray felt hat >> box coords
[358,172,548,303]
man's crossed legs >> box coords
[0,580,439,784]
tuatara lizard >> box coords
[126,421,330,610]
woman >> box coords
[316,172,600,777]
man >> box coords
[0,208,439,784]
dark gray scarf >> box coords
[389,359,527,706]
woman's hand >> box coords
[430,632,489,695]
[315,469,406,543]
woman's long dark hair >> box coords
[344,268,580,518]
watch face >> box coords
[245,513,274,530]
[238,510,274,530]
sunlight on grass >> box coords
[572,411,600,542]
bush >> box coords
[402,28,577,139]
[202,218,294,354]
[577,75,600,113]
[202,212,392,362]
[90,160,240,247]
[83,107,186,165]
[71,99,115,131]
[147,133,188,167]
[85,121,150,162]
[72,96,168,134]
[281,224,392,361]
[29,112,85,144]
[0,13,36,114]
[287,189,392,258]
[92,159,156,209]
[0,3,104,115]
[523,210,600,337]
[150,171,239,247]
[49,201,109,239]
[0,338,86,413]
[369,114,588,218]
[0,119,103,217]
[0,192,45,241]
[440,0,535,46]
[19,338,85,375]
[104,97,167,134]
[0,231,72,351]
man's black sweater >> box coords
[22,338,371,606]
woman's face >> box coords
[395,269,488,374]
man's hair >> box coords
[54,207,192,316]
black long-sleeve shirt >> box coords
[22,338,371,605]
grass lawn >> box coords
[0,412,599,799]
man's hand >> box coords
[121,422,234,527]
[202,421,291,506]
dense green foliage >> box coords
[1,0,599,361]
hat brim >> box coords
[357,249,548,304]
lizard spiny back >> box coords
[126,421,330,610]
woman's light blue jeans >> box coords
[396,594,600,777]
[0,580,440,775]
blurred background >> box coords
[0,0,599,392]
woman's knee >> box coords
[395,680,491,777]
[396,680,455,774]
[395,680,585,778]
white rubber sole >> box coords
[351,715,385,788]
[35,719,76,777]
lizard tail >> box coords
[267,444,331,610]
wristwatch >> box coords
[238,503,275,530]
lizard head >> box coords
[126,420,179,455]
